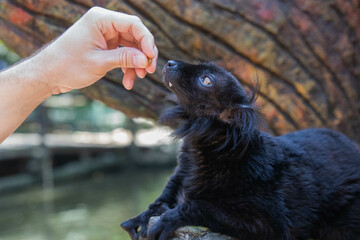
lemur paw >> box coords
[147,210,185,240]
[121,216,143,240]
[121,203,171,239]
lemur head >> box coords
[161,60,258,127]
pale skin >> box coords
[0,7,158,143]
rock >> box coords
[144,216,236,240]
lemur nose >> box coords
[166,60,177,68]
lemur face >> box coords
[162,60,250,117]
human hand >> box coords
[37,6,158,93]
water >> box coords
[0,168,173,240]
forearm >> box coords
[0,54,52,143]
[154,172,183,207]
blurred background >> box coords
[0,0,359,240]
[0,41,179,240]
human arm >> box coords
[0,7,158,143]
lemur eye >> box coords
[200,75,213,87]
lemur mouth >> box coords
[162,75,173,88]
[162,68,173,89]
[162,60,177,90]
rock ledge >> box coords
[144,217,236,240]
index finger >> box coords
[108,12,156,59]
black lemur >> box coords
[121,61,360,240]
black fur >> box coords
[121,61,360,240]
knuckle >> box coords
[131,15,142,24]
[148,34,155,43]
[87,6,101,15]
[84,6,104,22]
[118,51,125,66]
[118,49,131,67]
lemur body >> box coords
[122,61,360,240]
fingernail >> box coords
[151,58,157,73]
[123,80,132,90]
[147,58,153,67]
[138,71,146,78]
[153,45,158,58]
[133,54,147,68]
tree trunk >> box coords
[0,0,359,143]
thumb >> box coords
[101,47,148,70]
